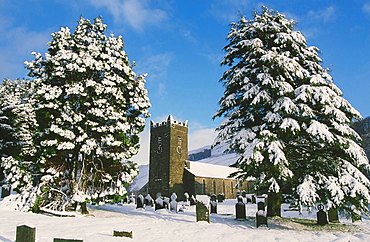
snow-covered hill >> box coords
[127,143,239,193]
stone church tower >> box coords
[148,115,188,197]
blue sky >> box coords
[1,0,370,164]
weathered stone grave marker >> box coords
[196,195,210,223]
[217,193,225,203]
[113,230,133,238]
[190,195,196,206]
[16,224,36,242]
[144,194,153,207]
[54,238,83,242]
[129,193,135,204]
[155,196,164,210]
[170,193,178,212]
[317,204,328,225]
[136,194,144,209]
[210,194,217,214]
[235,196,246,220]
[256,201,267,227]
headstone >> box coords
[16,225,36,242]
[184,192,190,204]
[136,194,144,209]
[196,195,210,223]
[217,193,225,203]
[113,230,133,238]
[170,193,178,212]
[210,194,217,214]
[235,196,246,220]
[256,201,268,227]
[156,192,162,199]
[328,208,339,223]
[144,194,153,207]
[241,190,247,198]
[129,193,135,204]
[155,196,164,210]
[236,190,241,197]
[316,204,328,225]
[178,204,185,213]
[163,197,170,210]
[190,195,196,206]
[54,238,83,242]
[246,194,252,203]
[1,186,10,198]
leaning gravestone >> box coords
[235,196,246,220]
[163,197,170,210]
[317,204,328,225]
[196,195,210,223]
[210,194,217,214]
[136,194,144,209]
[16,225,36,242]
[170,193,178,212]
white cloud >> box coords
[189,128,217,151]
[363,2,370,15]
[0,18,50,79]
[308,6,336,23]
[136,52,173,96]
[88,0,168,31]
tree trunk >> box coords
[80,202,89,214]
[267,192,281,217]
[328,208,339,223]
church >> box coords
[143,115,255,199]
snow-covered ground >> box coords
[1,198,369,241]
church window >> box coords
[177,136,182,144]
[157,136,162,144]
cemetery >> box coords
[1,191,367,241]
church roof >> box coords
[185,161,240,180]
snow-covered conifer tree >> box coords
[214,7,370,218]
[0,79,36,195]
[25,16,150,213]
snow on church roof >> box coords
[185,161,239,180]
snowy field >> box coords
[1,199,370,242]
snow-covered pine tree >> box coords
[25,16,150,213]
[0,79,36,195]
[214,7,370,218]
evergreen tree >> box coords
[214,7,370,218]
[24,16,150,212]
[0,79,36,193]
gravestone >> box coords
[210,194,217,214]
[144,194,153,207]
[16,225,36,242]
[256,201,268,227]
[163,197,170,210]
[328,208,339,223]
[113,230,133,238]
[217,193,225,203]
[136,194,144,209]
[316,204,328,225]
[1,186,10,198]
[170,193,178,212]
[190,195,196,206]
[54,238,83,242]
[184,192,190,205]
[156,192,162,199]
[241,190,247,198]
[155,196,164,210]
[196,195,210,223]
[235,196,246,220]
[129,193,135,204]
